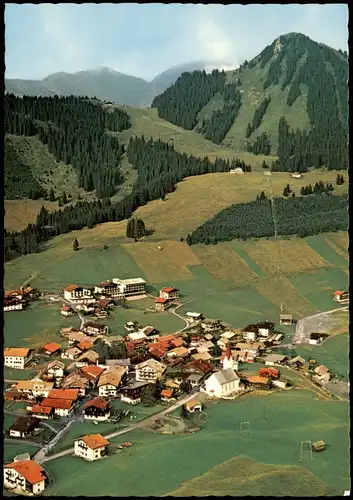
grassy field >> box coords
[44,390,349,497]
[133,170,347,240]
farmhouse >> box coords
[203,369,241,398]
[280,314,293,326]
[185,312,203,322]
[4,460,47,495]
[67,330,92,344]
[259,367,280,379]
[15,380,54,399]
[155,297,170,311]
[4,348,33,369]
[112,277,146,297]
[8,417,40,438]
[246,375,271,389]
[309,333,329,345]
[61,305,75,317]
[82,322,109,336]
[63,284,94,303]
[74,434,110,461]
[47,360,65,380]
[287,356,306,369]
[264,354,288,366]
[83,398,111,421]
[40,398,75,417]
[80,364,104,384]
[120,381,149,404]
[61,346,82,360]
[76,350,100,367]
[159,287,179,301]
[42,342,61,356]
[98,367,127,397]
[135,359,166,383]
[29,405,54,419]
[185,400,203,412]
[332,290,349,303]
[314,365,331,382]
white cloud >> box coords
[39,4,86,72]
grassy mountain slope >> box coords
[5,62,219,107]
[152,33,348,155]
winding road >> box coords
[37,391,201,464]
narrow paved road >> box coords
[33,420,75,463]
[38,391,201,464]
[170,304,189,333]
[58,297,86,329]
[293,306,349,345]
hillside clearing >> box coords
[134,170,346,240]
[122,240,201,283]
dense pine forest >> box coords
[4,94,131,198]
[4,136,252,261]
[200,83,242,144]
[151,69,226,130]
[187,194,348,245]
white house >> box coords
[83,398,111,421]
[241,325,259,342]
[135,359,166,383]
[15,381,54,399]
[63,284,93,303]
[332,290,349,303]
[203,369,241,398]
[74,434,110,461]
[41,398,74,417]
[264,354,288,366]
[4,299,24,312]
[4,348,33,369]
[98,367,126,397]
[4,460,47,495]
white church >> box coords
[202,344,242,398]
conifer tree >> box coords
[73,238,79,251]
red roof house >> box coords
[42,342,61,355]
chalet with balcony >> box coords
[135,359,166,383]
[98,367,127,397]
[4,296,24,312]
[4,460,47,495]
[112,277,146,297]
[76,349,100,367]
[61,346,82,360]
[61,373,90,396]
[256,321,275,337]
[332,290,349,303]
[82,322,109,336]
[155,297,170,311]
[159,287,179,301]
[74,434,110,461]
[47,360,65,381]
[241,324,259,342]
[83,398,111,421]
[63,284,94,303]
[201,318,222,332]
[119,381,149,404]
[15,380,54,399]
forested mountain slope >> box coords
[152,33,348,171]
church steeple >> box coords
[225,342,232,361]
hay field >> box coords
[243,239,331,275]
[165,456,332,497]
[134,170,347,240]
[5,199,58,232]
[192,243,257,284]
[122,240,200,282]
[254,275,318,318]
[324,237,349,262]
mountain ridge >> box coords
[5,61,233,107]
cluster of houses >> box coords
[3,276,341,495]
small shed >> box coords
[280,314,293,325]
[312,440,325,452]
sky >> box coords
[5,3,348,81]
